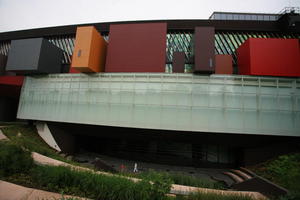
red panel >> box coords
[105,23,167,72]
[0,76,24,86]
[0,76,23,98]
[215,55,233,74]
[236,40,251,75]
[69,67,80,73]
[237,38,300,77]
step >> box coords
[230,169,253,180]
[240,167,257,177]
[223,171,244,184]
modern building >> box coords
[0,7,299,168]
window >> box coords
[257,15,264,20]
[251,15,257,20]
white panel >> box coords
[36,122,61,152]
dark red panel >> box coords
[0,85,22,98]
[105,23,167,72]
[0,76,24,86]
[215,55,233,74]
[0,76,23,98]
[194,27,215,73]
[237,38,300,77]
[172,52,185,73]
[69,67,80,73]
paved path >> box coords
[0,180,87,200]
[0,129,8,140]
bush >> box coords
[141,170,173,200]
[1,125,77,165]
[251,153,300,194]
[31,165,172,200]
[168,172,225,189]
[135,170,225,189]
[265,154,300,192]
[0,141,34,177]
[278,192,300,200]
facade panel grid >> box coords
[0,31,299,68]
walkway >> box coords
[0,180,87,200]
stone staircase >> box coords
[222,167,288,198]
[223,168,254,185]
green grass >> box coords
[1,124,77,165]
[166,172,225,189]
[0,140,172,200]
[3,165,172,200]
[251,153,300,200]
[59,197,81,200]
[0,141,34,176]
[121,170,226,190]
[174,192,254,200]
[31,165,172,200]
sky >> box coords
[0,0,299,33]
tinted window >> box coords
[263,15,270,21]
[251,15,257,20]
[257,15,263,20]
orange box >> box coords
[215,54,233,74]
[71,26,107,73]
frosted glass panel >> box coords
[17,73,300,137]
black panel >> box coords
[6,38,42,72]
[0,54,7,75]
[0,97,18,121]
[6,38,62,74]
[278,13,300,33]
[39,39,63,73]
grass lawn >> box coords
[250,153,300,200]
[1,124,77,165]
[121,170,226,190]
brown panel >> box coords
[194,27,215,73]
[71,26,107,73]
[172,52,185,73]
[105,23,167,72]
[215,54,233,74]
[0,54,7,75]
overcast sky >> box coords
[0,0,299,33]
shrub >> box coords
[1,125,77,165]
[264,154,300,192]
[141,170,173,200]
[0,141,34,177]
[278,192,300,200]
[135,170,225,189]
[31,165,172,200]
[167,172,225,189]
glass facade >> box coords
[209,12,279,21]
[17,73,300,137]
[0,41,10,56]
[46,35,75,64]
